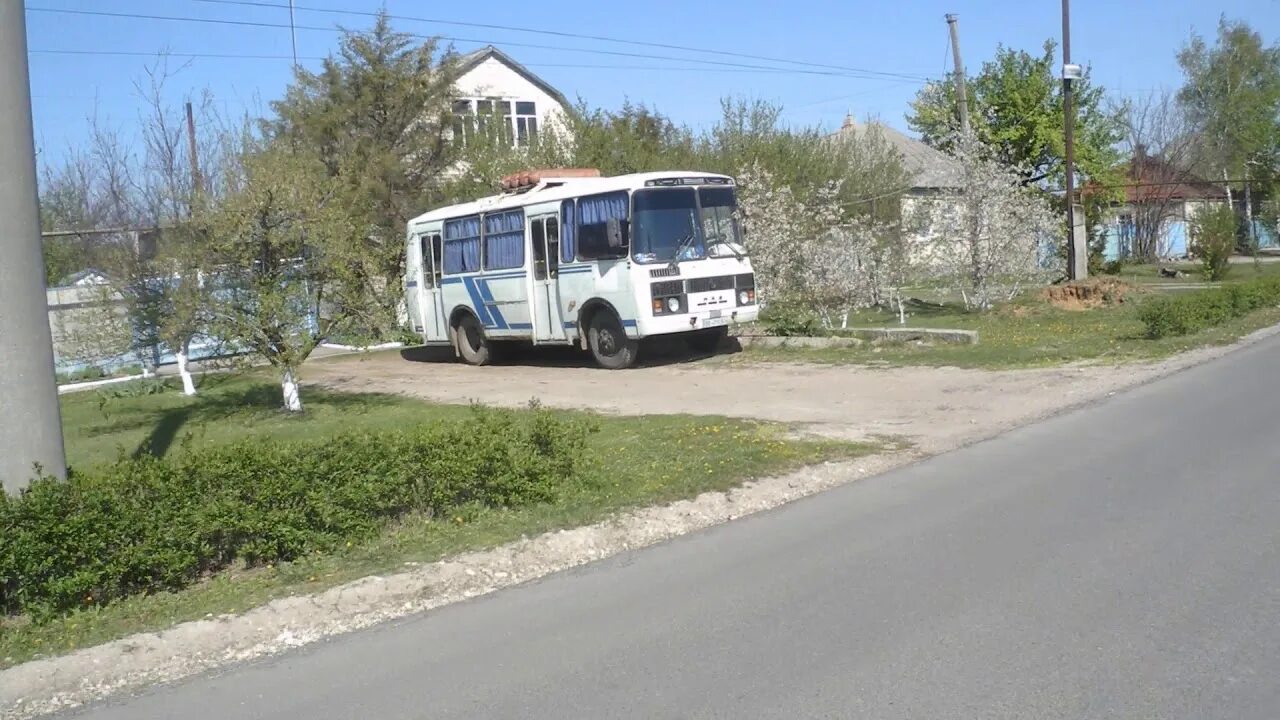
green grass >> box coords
[2,375,882,666]
[1107,258,1280,286]
[736,297,1280,369]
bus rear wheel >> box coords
[455,314,492,366]
[588,310,639,370]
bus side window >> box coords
[545,218,560,278]
[531,219,547,280]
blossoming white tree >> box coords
[907,133,1063,310]
[736,163,908,328]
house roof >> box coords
[456,45,570,110]
[1119,153,1227,204]
[830,115,964,190]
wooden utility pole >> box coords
[185,101,202,200]
[945,14,970,135]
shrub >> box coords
[1189,204,1237,282]
[1138,276,1280,339]
[759,298,822,337]
[0,405,593,620]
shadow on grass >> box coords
[126,382,406,460]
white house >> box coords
[451,46,572,148]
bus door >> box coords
[529,215,566,342]
[419,232,447,341]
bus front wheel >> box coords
[455,314,492,366]
[587,311,639,369]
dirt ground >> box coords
[305,338,1230,455]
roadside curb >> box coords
[734,327,978,348]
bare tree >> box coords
[1113,92,1203,261]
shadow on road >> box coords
[398,336,743,369]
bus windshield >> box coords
[631,186,744,265]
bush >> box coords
[759,298,822,337]
[1189,204,1236,282]
[1138,276,1280,339]
[0,405,593,620]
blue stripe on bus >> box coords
[508,322,532,330]
[622,320,637,328]
[563,321,577,329]
[474,278,508,329]
[558,266,592,275]
[440,277,463,285]
[460,276,492,326]
[406,280,418,288]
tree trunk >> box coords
[176,341,197,396]
[1223,168,1235,215]
[1244,179,1256,254]
[281,368,303,412]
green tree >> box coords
[198,144,366,412]
[908,41,1121,189]
[908,41,1122,270]
[266,12,461,339]
[1189,204,1236,281]
[1177,17,1280,244]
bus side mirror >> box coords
[606,217,626,249]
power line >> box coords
[27,6,926,82]
[27,48,857,75]
[190,0,932,82]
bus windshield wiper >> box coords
[667,233,697,272]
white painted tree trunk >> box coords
[281,368,303,412]
[897,294,906,325]
[175,349,197,396]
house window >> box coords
[515,101,538,147]
[452,100,473,145]
[452,97,535,148]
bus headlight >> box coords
[737,289,755,306]
[667,296,681,312]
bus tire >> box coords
[455,313,492,366]
[687,326,728,355]
[587,310,639,370]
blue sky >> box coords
[24,0,1280,161]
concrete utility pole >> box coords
[1061,0,1086,280]
[0,0,68,493]
[945,14,971,136]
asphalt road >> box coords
[70,335,1280,719]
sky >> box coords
[23,0,1280,164]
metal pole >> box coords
[945,14,970,136]
[1062,0,1079,280]
[0,0,68,493]
[288,0,299,69]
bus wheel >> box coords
[455,314,491,366]
[588,310,639,369]
[686,326,728,355]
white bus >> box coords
[403,170,758,369]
